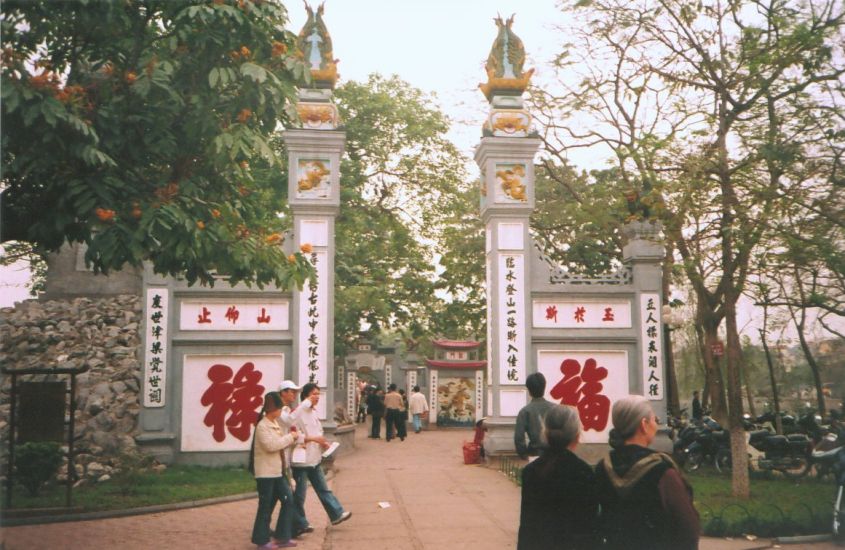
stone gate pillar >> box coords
[474,15,541,454]
[283,5,344,423]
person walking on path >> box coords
[518,404,598,550]
[367,387,385,439]
[514,372,554,459]
[384,384,406,442]
[249,392,299,549]
[408,385,429,433]
[277,380,315,537]
[290,383,352,530]
[595,395,700,550]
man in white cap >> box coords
[277,380,313,538]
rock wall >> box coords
[0,295,143,484]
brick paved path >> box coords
[2,423,840,549]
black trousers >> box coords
[370,414,382,438]
[385,409,407,440]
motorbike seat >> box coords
[749,430,770,445]
[787,434,810,443]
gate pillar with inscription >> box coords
[475,15,542,454]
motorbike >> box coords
[677,417,729,472]
[715,424,812,478]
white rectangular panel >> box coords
[532,300,632,328]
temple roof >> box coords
[425,359,487,369]
[432,339,481,350]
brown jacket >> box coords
[383,391,405,411]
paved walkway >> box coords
[2,423,839,549]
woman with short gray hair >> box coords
[595,395,700,550]
[517,404,598,549]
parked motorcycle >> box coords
[715,426,812,478]
[678,417,729,472]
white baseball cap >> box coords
[279,380,301,392]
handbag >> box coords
[291,444,308,467]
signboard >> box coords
[710,342,724,357]
[18,382,66,443]
[180,301,289,331]
[533,300,632,328]
[538,350,629,444]
[144,288,169,407]
[298,251,329,386]
[498,253,526,385]
[180,354,284,452]
[640,294,664,400]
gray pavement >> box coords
[2,423,840,549]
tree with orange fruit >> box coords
[1,0,313,289]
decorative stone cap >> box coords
[621,220,663,243]
[296,3,339,89]
[479,14,534,102]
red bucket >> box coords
[462,442,481,465]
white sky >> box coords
[287,0,572,165]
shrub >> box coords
[110,449,155,496]
[15,442,63,497]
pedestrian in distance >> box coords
[367,387,385,438]
[290,383,352,530]
[517,404,598,550]
[356,385,369,424]
[408,385,429,433]
[384,383,406,441]
[514,372,554,459]
[692,390,703,421]
[595,395,700,550]
[249,391,299,549]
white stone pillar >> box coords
[284,90,345,424]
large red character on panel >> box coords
[549,358,611,431]
[200,362,265,442]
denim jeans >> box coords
[412,413,422,432]
[293,464,345,524]
[251,476,294,545]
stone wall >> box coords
[0,295,143,485]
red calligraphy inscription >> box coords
[225,306,240,324]
[200,362,265,442]
[574,307,586,323]
[549,358,610,432]
[197,307,212,324]
[603,307,615,321]
[257,307,271,324]
[545,305,558,323]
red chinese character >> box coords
[574,307,586,323]
[257,307,271,324]
[200,362,265,442]
[225,306,240,324]
[545,305,558,323]
[197,307,212,324]
[549,358,610,432]
[602,307,615,322]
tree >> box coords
[329,75,474,353]
[1,0,314,288]
[548,0,845,497]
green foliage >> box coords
[3,464,254,511]
[331,75,477,351]
[14,442,63,497]
[1,0,313,288]
[111,449,156,497]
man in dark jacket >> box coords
[367,387,385,439]
[514,373,554,458]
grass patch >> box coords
[1,465,255,513]
[688,470,834,537]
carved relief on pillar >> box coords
[296,158,332,199]
[484,109,532,137]
[495,163,528,203]
[296,102,339,130]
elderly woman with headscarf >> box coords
[517,404,598,550]
[595,395,700,550]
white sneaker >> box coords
[331,511,352,525]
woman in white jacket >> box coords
[250,392,299,549]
